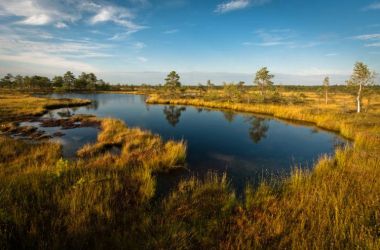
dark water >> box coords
[33,93,347,193]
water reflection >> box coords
[163,106,186,127]
[222,110,236,123]
[40,93,348,194]
[57,108,73,118]
[247,117,269,143]
[85,100,99,111]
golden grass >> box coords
[1,90,379,249]
[147,93,380,144]
[144,90,380,249]
[0,92,91,122]
[0,93,187,248]
[77,118,186,172]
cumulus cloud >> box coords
[215,0,270,14]
[19,14,52,25]
[0,0,78,26]
[0,25,114,73]
[0,0,145,32]
[88,4,146,31]
[55,22,68,29]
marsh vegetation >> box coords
[0,62,379,249]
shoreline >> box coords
[146,95,379,147]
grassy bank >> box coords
[147,93,380,143]
[0,93,187,248]
[0,91,91,122]
[0,91,379,249]
[145,91,380,248]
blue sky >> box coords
[0,0,379,85]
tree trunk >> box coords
[325,90,328,105]
[357,84,362,113]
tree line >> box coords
[162,62,377,113]
[0,71,111,91]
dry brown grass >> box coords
[145,89,380,249]
[0,92,91,122]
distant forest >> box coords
[1,72,379,93]
[0,71,112,91]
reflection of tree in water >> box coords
[139,95,147,103]
[47,111,54,119]
[310,127,319,134]
[86,100,99,111]
[332,135,347,148]
[145,104,151,112]
[222,110,236,123]
[163,106,186,127]
[57,108,72,118]
[248,117,269,143]
[71,106,79,112]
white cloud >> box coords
[55,22,68,29]
[0,52,96,72]
[289,41,321,49]
[353,34,380,40]
[163,29,179,34]
[215,0,250,13]
[352,33,380,47]
[0,25,113,73]
[244,29,324,48]
[108,30,140,40]
[0,0,146,32]
[244,29,296,46]
[89,5,146,31]
[133,42,146,49]
[325,53,338,57]
[365,42,380,47]
[292,67,350,76]
[91,10,111,23]
[19,14,51,25]
[255,41,293,47]
[363,2,380,10]
[0,0,78,26]
[91,7,120,23]
[215,0,270,14]
[137,56,148,63]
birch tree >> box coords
[347,62,375,113]
[254,67,274,96]
[323,76,329,105]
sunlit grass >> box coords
[0,92,91,122]
[77,118,187,172]
[1,90,379,248]
[145,89,380,249]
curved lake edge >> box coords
[146,95,355,142]
[34,93,350,194]
[38,91,352,142]
[16,92,351,199]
